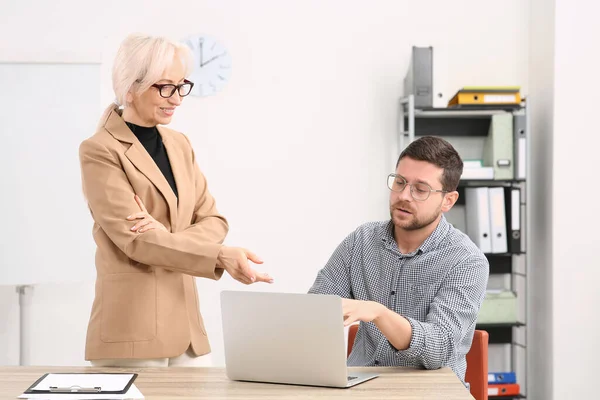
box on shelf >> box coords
[477,290,518,324]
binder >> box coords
[483,114,514,180]
[465,187,492,253]
[461,167,494,180]
[514,112,527,180]
[488,372,517,384]
[432,44,450,108]
[404,46,433,108]
[22,373,138,397]
[448,87,521,107]
[488,187,508,253]
[504,187,521,253]
[488,383,520,396]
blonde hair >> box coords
[112,33,193,107]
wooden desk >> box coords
[0,366,474,399]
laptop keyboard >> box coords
[347,376,358,381]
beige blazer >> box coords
[79,104,228,360]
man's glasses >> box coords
[151,79,194,98]
[387,174,448,201]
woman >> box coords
[79,33,272,367]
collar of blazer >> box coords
[101,103,180,229]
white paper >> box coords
[18,383,144,400]
[483,94,517,103]
[488,386,499,396]
[31,373,134,392]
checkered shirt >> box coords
[308,215,489,384]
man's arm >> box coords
[342,298,412,350]
[308,234,354,298]
[343,255,489,369]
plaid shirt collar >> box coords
[380,214,450,255]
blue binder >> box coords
[488,372,516,384]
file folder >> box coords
[488,383,520,396]
[448,87,521,107]
[404,46,433,108]
[461,167,494,180]
[504,187,522,253]
[488,187,508,253]
[465,187,492,253]
[488,372,517,384]
[483,114,514,180]
[514,112,527,180]
[432,44,449,108]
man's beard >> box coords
[390,202,442,231]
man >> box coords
[309,136,489,384]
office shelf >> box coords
[476,323,525,344]
[399,94,529,398]
[416,105,523,114]
[415,106,522,117]
[456,184,525,205]
[459,179,526,186]
[485,254,515,275]
[402,106,522,137]
[405,116,492,137]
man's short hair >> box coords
[396,136,464,192]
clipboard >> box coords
[23,373,138,395]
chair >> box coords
[347,325,488,400]
[347,324,359,357]
[465,330,489,400]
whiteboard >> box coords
[0,63,100,285]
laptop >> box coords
[220,290,379,388]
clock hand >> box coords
[199,39,204,67]
[201,52,226,67]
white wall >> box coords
[0,287,19,365]
[552,2,600,399]
[529,1,600,399]
[1,0,529,369]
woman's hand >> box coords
[126,195,168,233]
[217,246,273,285]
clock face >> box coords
[183,34,232,97]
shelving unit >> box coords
[398,95,529,398]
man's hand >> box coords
[126,195,168,233]
[343,298,412,350]
[218,246,273,285]
[342,298,386,327]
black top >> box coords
[126,122,178,198]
